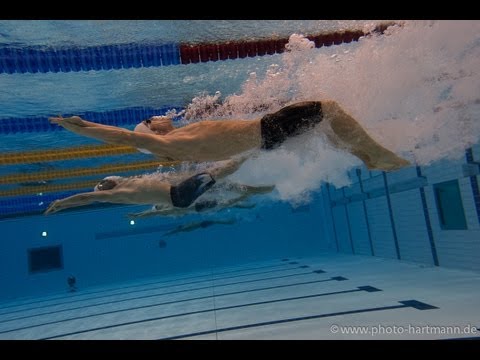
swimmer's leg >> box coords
[321,100,410,171]
[209,155,250,180]
[170,173,216,208]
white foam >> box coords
[173,21,480,203]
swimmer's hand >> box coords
[49,116,86,127]
[128,206,186,218]
[127,211,147,219]
[44,199,65,215]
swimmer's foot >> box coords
[368,151,411,172]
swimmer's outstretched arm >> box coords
[164,222,203,236]
[44,189,138,215]
[49,116,117,129]
[164,218,237,237]
[45,191,111,215]
[47,170,214,215]
[49,116,174,156]
[226,184,275,195]
[127,207,164,219]
[50,115,263,162]
[128,206,189,219]
[215,184,274,209]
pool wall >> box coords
[321,143,480,272]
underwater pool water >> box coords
[0,20,479,340]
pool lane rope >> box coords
[0,23,396,74]
[0,144,138,165]
[0,179,100,197]
[0,160,174,186]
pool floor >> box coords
[0,253,479,340]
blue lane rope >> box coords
[0,190,84,216]
[0,24,396,74]
[0,43,180,74]
[0,106,183,134]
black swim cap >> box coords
[95,179,118,191]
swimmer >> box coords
[163,218,237,237]
[128,183,274,218]
[49,100,410,171]
[44,155,264,215]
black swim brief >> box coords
[170,172,216,208]
[260,101,323,150]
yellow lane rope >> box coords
[0,144,139,165]
[0,160,177,185]
[0,180,101,197]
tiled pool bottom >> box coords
[0,253,479,340]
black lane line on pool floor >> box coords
[160,300,438,340]
[0,267,318,325]
[41,284,370,340]
[0,270,330,334]
[0,265,308,318]
[0,260,298,315]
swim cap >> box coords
[134,121,155,154]
[94,176,123,191]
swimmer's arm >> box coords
[219,193,251,208]
[164,222,200,236]
[44,192,103,215]
[215,184,274,210]
[211,193,254,212]
[127,209,160,219]
[49,116,178,161]
[227,184,275,195]
[165,218,236,236]
[44,190,135,215]
[49,116,173,153]
[127,208,160,219]
[128,206,189,219]
[49,116,125,130]
[50,116,137,143]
